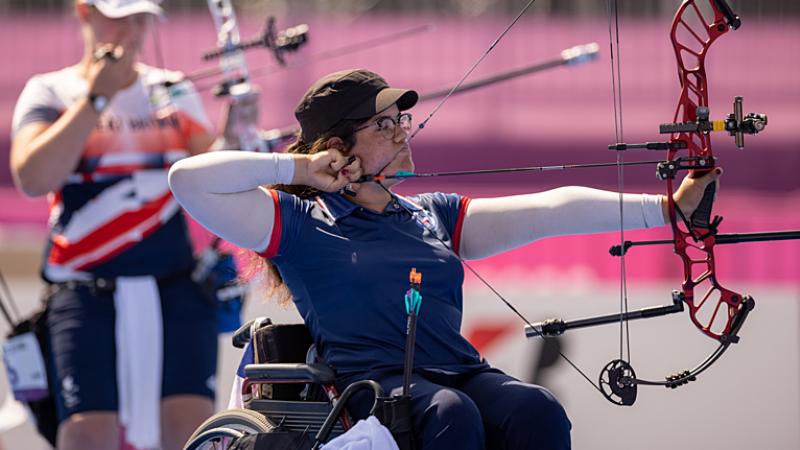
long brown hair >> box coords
[249,118,365,307]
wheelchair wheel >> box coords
[184,409,275,450]
[183,427,243,450]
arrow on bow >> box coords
[357,159,662,183]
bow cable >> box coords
[606,0,634,378]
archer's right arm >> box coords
[168,150,360,251]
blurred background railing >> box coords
[1,0,799,15]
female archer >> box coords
[169,68,720,449]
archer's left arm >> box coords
[459,170,720,260]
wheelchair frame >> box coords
[182,318,387,450]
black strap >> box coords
[45,266,194,294]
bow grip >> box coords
[689,173,716,230]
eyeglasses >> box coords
[354,113,413,139]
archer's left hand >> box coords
[664,168,723,223]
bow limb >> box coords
[600,292,753,405]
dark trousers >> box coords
[341,368,571,450]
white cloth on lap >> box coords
[322,416,399,450]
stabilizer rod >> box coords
[610,230,800,257]
[525,291,685,338]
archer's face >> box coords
[87,9,154,55]
[350,104,414,186]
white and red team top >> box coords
[12,64,213,281]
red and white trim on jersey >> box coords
[45,172,180,277]
[314,196,337,223]
[257,190,283,259]
[452,196,471,257]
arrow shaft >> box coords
[418,43,598,102]
[418,59,564,102]
[364,160,664,182]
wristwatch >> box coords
[88,93,109,113]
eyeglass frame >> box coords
[353,112,413,139]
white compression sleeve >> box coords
[168,151,296,251]
[460,186,666,260]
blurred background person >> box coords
[8,0,231,449]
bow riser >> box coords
[671,227,742,339]
[666,0,745,342]
[207,0,266,152]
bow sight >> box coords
[659,97,767,147]
[203,16,309,97]
[608,97,767,153]
[202,17,309,65]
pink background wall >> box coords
[1,12,798,285]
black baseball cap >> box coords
[294,69,418,143]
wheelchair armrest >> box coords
[244,363,336,384]
[231,319,255,348]
[231,317,272,349]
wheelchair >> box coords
[183,317,412,450]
